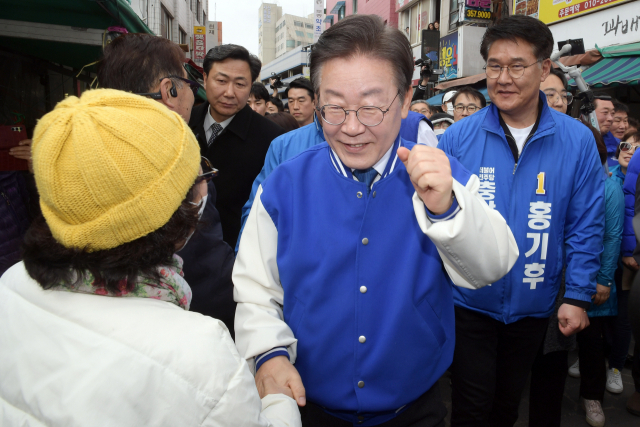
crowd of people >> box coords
[1,12,639,427]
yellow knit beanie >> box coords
[32,89,200,251]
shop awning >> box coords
[329,2,346,14]
[425,87,491,106]
[568,56,640,88]
[324,15,334,24]
[434,73,486,90]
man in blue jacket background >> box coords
[438,15,604,427]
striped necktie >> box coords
[207,123,223,147]
[353,167,378,194]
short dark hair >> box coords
[629,117,639,130]
[451,86,487,108]
[613,101,629,114]
[265,112,300,132]
[98,33,186,93]
[268,96,284,112]
[580,118,607,164]
[250,82,270,102]
[286,77,315,100]
[22,186,200,294]
[548,67,569,89]
[309,15,413,101]
[202,44,261,82]
[593,96,614,109]
[480,15,554,62]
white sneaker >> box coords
[581,398,605,427]
[606,368,624,394]
[569,358,580,378]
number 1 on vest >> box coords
[536,172,546,195]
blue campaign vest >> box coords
[438,92,605,324]
[400,110,432,143]
[259,139,471,422]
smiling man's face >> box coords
[318,55,410,170]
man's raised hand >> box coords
[397,145,454,215]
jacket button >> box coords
[362,238,369,245]
[359,336,366,343]
[372,191,376,198]
[357,191,363,198]
[360,286,367,293]
[358,381,365,388]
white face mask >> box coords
[446,102,455,116]
[434,128,446,136]
[177,194,208,252]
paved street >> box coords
[439,348,639,426]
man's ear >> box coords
[158,78,175,109]
[400,87,412,119]
[540,59,552,83]
[202,73,208,90]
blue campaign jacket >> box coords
[622,153,640,256]
[604,132,620,168]
[236,113,431,252]
[258,139,471,424]
[438,92,604,323]
[588,172,623,318]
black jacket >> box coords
[177,180,237,338]
[189,103,285,248]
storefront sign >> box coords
[464,0,492,21]
[538,0,629,25]
[513,0,540,18]
[314,0,324,43]
[193,26,206,66]
[439,32,459,82]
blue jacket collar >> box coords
[482,91,556,141]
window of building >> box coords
[161,5,172,41]
[353,0,358,14]
[338,5,346,21]
[410,3,419,44]
[305,23,313,29]
[287,40,295,47]
[295,30,304,37]
[179,27,187,44]
[449,0,459,31]
[294,21,304,27]
[203,11,207,24]
[297,41,302,46]
[196,0,202,22]
[307,32,313,38]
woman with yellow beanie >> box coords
[0,89,301,427]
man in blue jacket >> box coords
[233,15,518,427]
[437,15,604,427]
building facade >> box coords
[275,14,316,59]
[325,0,399,29]
[258,3,283,65]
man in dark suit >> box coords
[189,45,285,248]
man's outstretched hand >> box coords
[255,355,306,406]
[398,145,453,215]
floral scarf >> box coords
[53,254,192,310]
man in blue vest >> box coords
[437,15,604,427]
[233,15,518,427]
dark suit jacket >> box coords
[189,103,285,248]
[177,180,237,339]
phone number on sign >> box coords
[558,0,619,18]
[466,9,491,19]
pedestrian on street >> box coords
[438,15,604,427]
[233,14,518,427]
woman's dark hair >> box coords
[615,130,640,159]
[98,33,186,93]
[451,86,487,108]
[428,23,435,30]
[265,112,300,132]
[269,96,284,112]
[202,44,262,82]
[22,186,201,293]
[251,82,270,102]
[480,15,554,62]
[580,117,607,165]
[309,14,413,101]
[548,67,569,89]
[287,77,315,100]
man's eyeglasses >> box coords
[136,75,202,99]
[483,60,542,79]
[195,156,218,184]
[619,142,640,153]
[316,92,400,127]
[454,105,479,113]
[543,90,573,105]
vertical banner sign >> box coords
[439,32,459,81]
[314,0,324,43]
[464,0,492,21]
[193,26,206,66]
